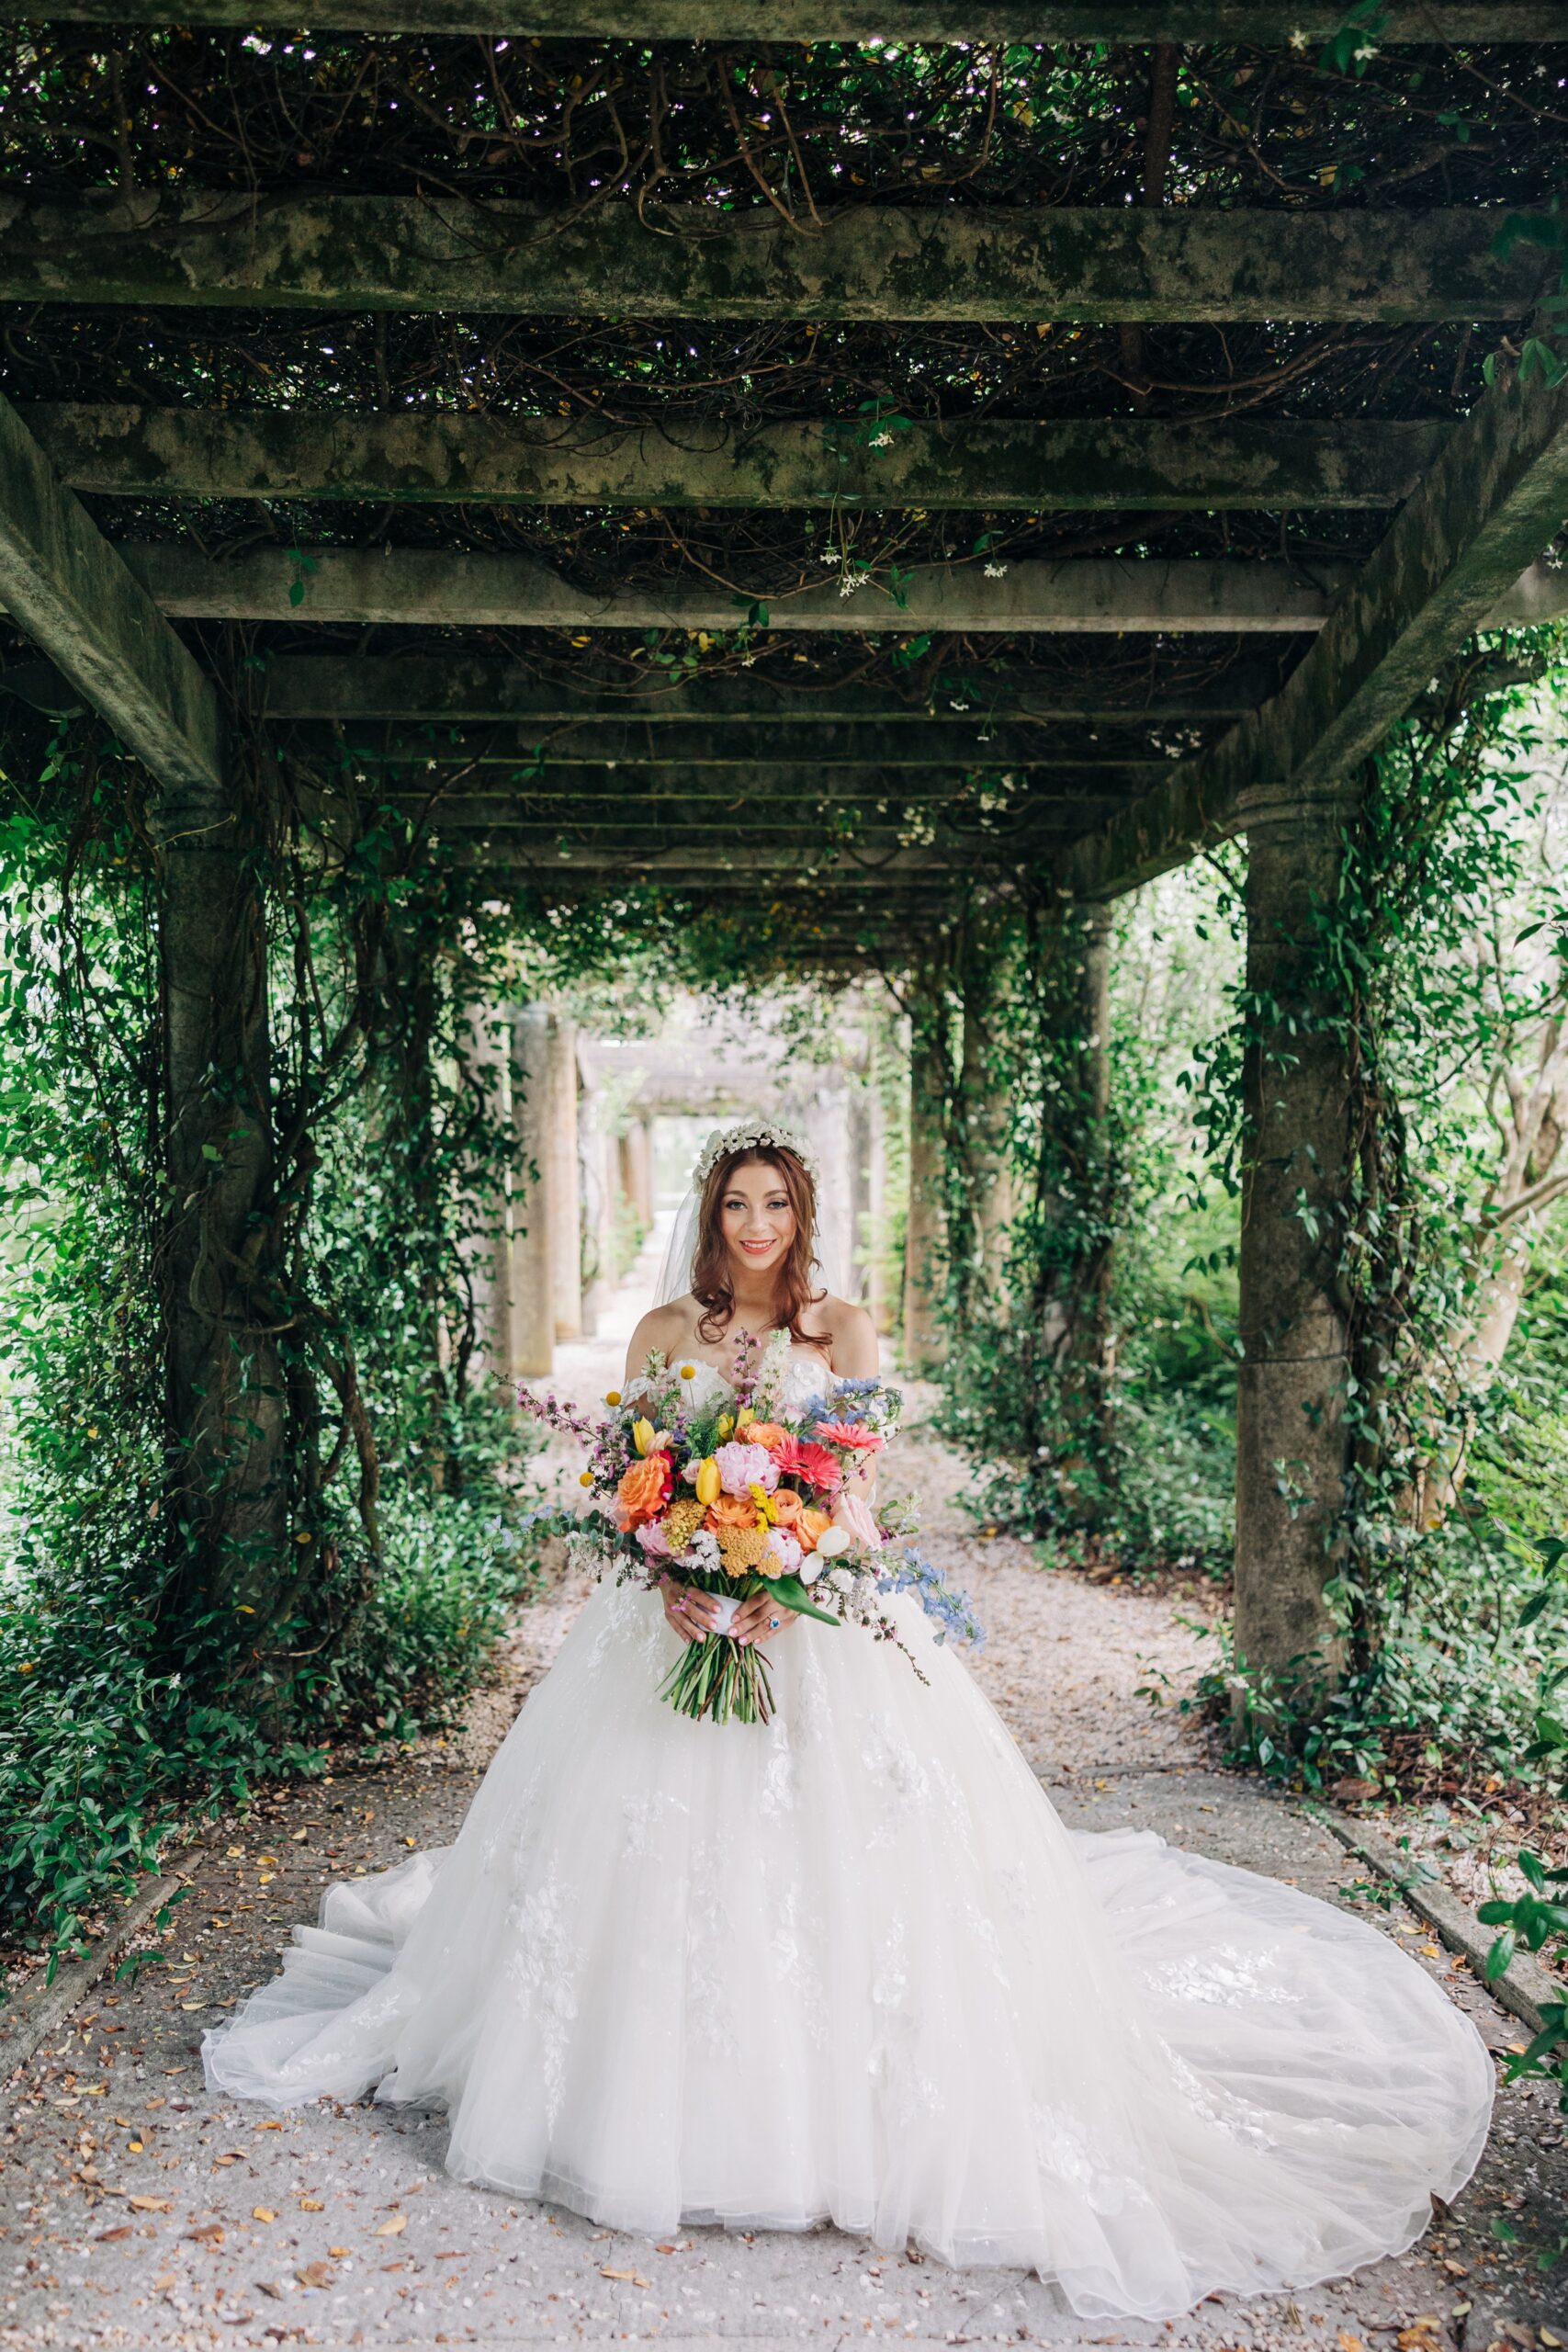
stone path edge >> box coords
[1301,1794,1559,2033]
[0,1858,196,2090]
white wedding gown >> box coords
[204,1349,1494,2322]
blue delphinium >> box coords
[874,1546,986,1649]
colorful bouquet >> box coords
[518,1329,982,1725]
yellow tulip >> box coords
[694,1456,722,1507]
[736,1405,756,1429]
[716,1413,735,1440]
[632,1417,655,1457]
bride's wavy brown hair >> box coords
[691,1146,829,1347]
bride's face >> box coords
[718,1159,796,1283]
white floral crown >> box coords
[692,1116,819,1190]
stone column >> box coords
[1037,905,1113,1364]
[809,1086,855,1302]
[960,994,1017,1316]
[1234,785,1356,1694]
[864,1059,893,1332]
[578,1067,615,1338]
[509,1003,555,1378]
[623,1116,654,1226]
[546,1012,583,1342]
[458,1006,515,1386]
[154,763,287,1620]
[902,1005,949,1372]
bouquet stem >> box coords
[660,1632,776,1724]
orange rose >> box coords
[705,1492,760,1532]
[798,1505,833,1554]
[769,1488,806,1530]
[746,1422,790,1453]
[616,1452,672,1528]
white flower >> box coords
[826,1565,855,1592]
[983,561,1009,579]
[868,429,895,447]
[813,1523,852,1560]
[691,1117,820,1189]
[685,1529,721,1572]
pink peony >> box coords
[813,1420,886,1453]
[636,1519,672,1559]
[715,1440,780,1498]
[764,1527,804,1575]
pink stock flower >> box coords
[813,1421,886,1453]
[714,1440,780,1498]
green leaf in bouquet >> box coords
[763,1571,842,1629]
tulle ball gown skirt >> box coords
[202,1576,1495,2323]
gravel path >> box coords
[3,1266,1564,2352]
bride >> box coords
[203,1116,1495,2323]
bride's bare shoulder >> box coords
[810,1293,879,1377]
[624,1297,699,1378]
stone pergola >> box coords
[2,3,1566,1693]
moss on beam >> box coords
[1070,358,1568,900]
[24,405,1450,512]
[0,393,221,793]
[0,196,1549,325]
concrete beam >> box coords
[325,807,1107,838]
[293,717,1184,768]
[20,405,1450,514]
[1070,360,1568,899]
[458,842,1010,875]
[262,654,1281,727]
[0,393,222,792]
[307,753,1170,795]
[121,542,1352,635]
[0,197,1548,326]
[0,4,1549,37]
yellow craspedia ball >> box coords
[680,1363,696,1379]
[579,1471,593,1487]
[604,1389,622,1407]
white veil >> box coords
[652,1119,840,1309]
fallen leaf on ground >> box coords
[375,2213,408,2237]
[152,2272,176,2291]
[96,2226,132,2244]
[129,2195,173,2211]
[601,2267,650,2286]
[296,2260,335,2288]
[186,2223,224,2247]
[253,2206,276,2222]
[299,2196,324,2211]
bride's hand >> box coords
[730,1591,798,1646]
[659,1574,724,1645]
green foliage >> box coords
[1482,1849,1568,2115]
[0,729,553,1963]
